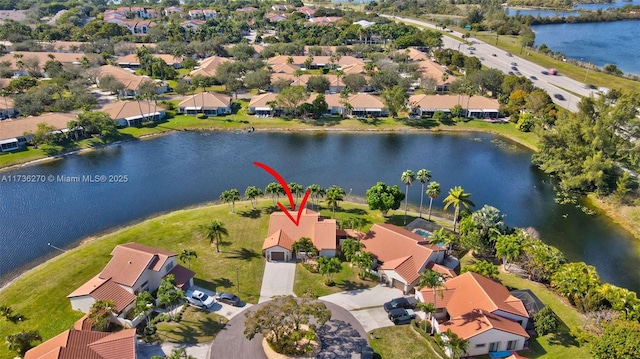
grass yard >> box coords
[0,200,271,359]
[156,306,227,344]
[369,325,442,359]
[293,262,377,298]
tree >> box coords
[0,304,12,320]
[220,188,240,213]
[276,86,309,117]
[381,85,407,118]
[245,69,271,92]
[292,237,317,261]
[98,74,125,97]
[317,257,342,285]
[366,182,405,217]
[307,75,331,94]
[5,330,41,357]
[201,219,228,252]
[370,68,400,91]
[419,270,445,332]
[426,181,441,221]
[400,169,415,225]
[174,80,190,97]
[551,262,601,310]
[461,260,500,280]
[244,186,264,209]
[591,319,640,359]
[162,347,196,359]
[341,238,364,262]
[88,299,115,331]
[437,328,469,359]
[179,249,197,270]
[306,184,325,211]
[443,186,475,232]
[265,182,284,205]
[342,73,367,93]
[157,274,185,320]
[416,169,431,219]
[288,182,304,205]
[352,251,374,279]
[533,306,559,335]
[495,233,524,271]
[70,110,118,138]
[134,291,155,331]
[325,185,345,218]
[521,239,566,284]
[310,94,328,119]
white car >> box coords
[186,290,215,308]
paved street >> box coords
[383,15,598,112]
[258,261,297,303]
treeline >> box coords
[527,5,640,25]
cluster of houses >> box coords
[263,209,534,357]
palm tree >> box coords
[245,186,264,209]
[288,182,304,205]
[352,251,374,279]
[292,237,317,261]
[88,299,115,332]
[416,169,431,218]
[443,186,475,232]
[134,291,155,330]
[201,219,228,252]
[401,169,415,225]
[438,328,469,359]
[418,270,445,333]
[426,181,441,221]
[5,330,41,357]
[416,302,436,332]
[325,185,345,218]
[306,184,325,211]
[293,69,303,86]
[265,182,284,206]
[179,249,198,270]
[220,189,240,213]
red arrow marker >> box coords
[254,161,311,226]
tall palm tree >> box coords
[416,302,436,332]
[179,249,198,270]
[288,182,304,205]
[244,186,264,209]
[88,299,115,332]
[201,219,228,252]
[134,291,155,330]
[439,328,469,359]
[306,184,325,211]
[325,185,345,218]
[426,181,441,221]
[401,169,415,225]
[418,270,445,333]
[416,169,431,218]
[443,186,475,232]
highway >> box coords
[382,15,598,112]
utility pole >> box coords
[236,267,240,293]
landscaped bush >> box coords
[197,114,208,119]
[159,100,175,110]
[302,261,318,273]
[267,328,316,355]
[534,306,559,335]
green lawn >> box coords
[0,200,271,359]
[156,306,227,344]
[293,262,377,298]
[369,325,442,359]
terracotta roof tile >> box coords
[418,287,457,309]
[426,262,457,279]
[101,100,165,121]
[25,329,136,359]
[177,92,231,109]
[0,112,76,140]
[99,242,175,287]
[189,56,233,78]
[117,53,182,65]
[266,209,337,251]
[96,65,152,91]
[439,309,529,340]
[409,94,499,111]
[168,264,195,289]
[89,279,136,314]
[262,229,295,250]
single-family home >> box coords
[267,55,365,69]
[0,96,15,119]
[415,59,456,92]
[116,53,183,69]
[344,93,387,117]
[188,9,216,20]
[121,20,157,35]
[164,6,184,16]
[296,6,316,18]
[24,328,137,359]
[272,4,295,11]
[0,52,84,77]
[181,19,206,30]
[0,112,76,152]
[353,19,375,28]
[68,243,194,324]
[189,56,234,78]
[101,100,166,127]
[265,12,288,22]
[409,94,501,119]
[236,6,259,13]
[248,92,280,116]
[304,17,342,26]
[361,224,447,293]
[95,65,168,98]
[416,272,530,357]
[263,209,338,261]
[178,92,232,116]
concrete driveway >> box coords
[319,284,402,310]
[349,307,395,333]
[258,261,296,303]
[191,286,252,319]
[137,341,211,359]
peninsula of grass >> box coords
[155,307,228,344]
[369,325,441,359]
[293,263,377,298]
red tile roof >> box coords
[439,309,529,340]
[99,242,175,288]
[67,276,135,314]
[266,209,337,251]
[177,92,231,109]
[168,264,195,289]
[24,329,136,359]
[262,229,295,251]
[426,262,457,279]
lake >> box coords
[0,131,638,293]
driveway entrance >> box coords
[258,261,296,303]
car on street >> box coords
[186,290,215,308]
[582,84,596,89]
[508,71,514,75]
[529,75,537,80]
[515,71,522,76]
[468,46,476,50]
[360,346,374,359]
[511,62,518,66]
[505,52,513,57]
[541,70,549,75]
[388,308,416,325]
[511,66,518,71]
[216,292,240,306]
[491,53,497,57]
[383,297,418,312]
[554,94,566,100]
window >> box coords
[475,343,486,348]
[165,262,174,273]
[507,340,518,350]
[489,342,500,352]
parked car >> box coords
[360,346,374,359]
[554,93,566,100]
[529,75,538,80]
[508,71,514,75]
[388,308,416,324]
[511,62,518,66]
[541,70,549,75]
[384,297,418,312]
[515,71,522,76]
[511,66,518,71]
[216,292,240,306]
[186,290,215,308]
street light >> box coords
[236,267,240,293]
[47,242,67,253]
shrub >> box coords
[534,306,559,335]
[197,113,208,119]
[159,100,175,110]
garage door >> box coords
[270,252,285,261]
[392,279,405,292]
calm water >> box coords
[505,8,580,17]
[0,132,638,293]
[533,20,640,75]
